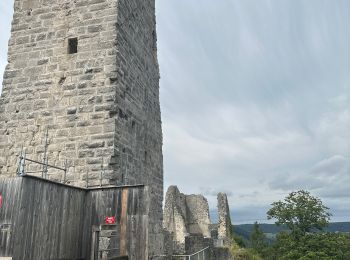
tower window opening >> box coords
[68,38,78,54]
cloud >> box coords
[199,187,233,197]
[268,155,350,197]
[157,0,350,222]
[210,207,272,225]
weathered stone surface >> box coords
[163,186,188,253]
[0,0,163,257]
[185,234,212,255]
[217,193,232,243]
[212,247,233,260]
[163,186,211,254]
[186,194,212,237]
[163,230,174,258]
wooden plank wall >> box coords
[84,186,149,259]
[0,176,148,260]
[3,177,87,259]
[0,178,23,256]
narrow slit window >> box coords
[68,38,78,54]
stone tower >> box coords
[0,0,163,256]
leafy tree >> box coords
[272,232,350,260]
[264,191,350,260]
[229,242,263,260]
[267,190,331,236]
[233,233,247,248]
[250,222,268,254]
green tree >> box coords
[264,191,350,260]
[272,232,350,260]
[250,222,268,254]
[233,233,246,248]
[267,190,331,236]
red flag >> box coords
[105,216,116,224]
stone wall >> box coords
[1,0,119,183]
[212,247,233,260]
[163,186,211,253]
[185,235,212,255]
[217,193,232,244]
[114,1,163,256]
[186,194,212,237]
[163,188,235,259]
[0,0,163,257]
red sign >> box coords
[105,216,116,224]
[0,195,2,209]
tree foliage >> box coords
[267,190,331,236]
[229,242,263,260]
[270,232,350,260]
[231,190,350,259]
[233,233,247,248]
[250,222,268,253]
[262,190,350,259]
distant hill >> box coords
[233,222,350,242]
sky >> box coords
[1,0,350,224]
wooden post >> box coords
[91,226,100,260]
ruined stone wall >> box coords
[185,235,212,255]
[163,186,188,253]
[0,0,163,257]
[163,186,211,254]
[217,193,232,243]
[186,194,211,237]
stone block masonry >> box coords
[217,192,233,244]
[0,0,163,258]
[163,186,211,254]
[163,187,234,259]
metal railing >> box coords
[17,149,68,181]
[15,129,121,188]
[17,149,108,188]
[172,246,210,260]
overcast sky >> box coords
[1,0,350,224]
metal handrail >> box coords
[172,246,210,259]
[16,131,111,188]
[24,157,66,171]
[17,150,67,182]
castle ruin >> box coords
[163,186,234,259]
[163,185,211,253]
[217,192,233,245]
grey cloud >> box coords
[268,155,350,198]
[199,187,233,197]
[268,172,326,191]
[211,207,272,225]
[310,155,348,176]
[157,0,350,222]
[319,187,350,199]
